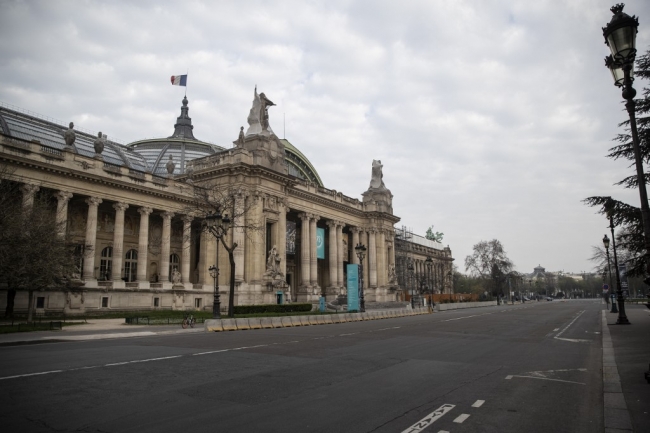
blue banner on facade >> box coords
[347,264,359,311]
[316,227,325,259]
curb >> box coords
[204,308,431,332]
[602,310,633,432]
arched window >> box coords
[100,247,113,281]
[169,253,180,281]
[124,249,138,282]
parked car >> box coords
[546,297,553,301]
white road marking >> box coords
[505,375,513,379]
[472,400,485,408]
[507,375,585,385]
[0,370,63,381]
[437,431,450,433]
[553,328,560,331]
[339,333,358,336]
[453,414,470,423]
[555,337,589,343]
[554,310,585,340]
[441,312,493,322]
[401,404,455,433]
[104,355,182,366]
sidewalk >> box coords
[603,304,650,433]
[0,318,201,346]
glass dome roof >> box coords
[127,96,225,175]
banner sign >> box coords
[346,264,359,311]
[618,264,629,297]
[316,227,325,259]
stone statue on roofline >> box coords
[362,159,393,210]
[64,122,76,147]
[166,155,176,175]
[93,132,105,156]
[245,86,276,137]
[369,159,386,190]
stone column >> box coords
[181,216,192,285]
[310,215,320,288]
[336,222,345,288]
[299,213,310,288]
[233,192,246,282]
[20,184,39,210]
[377,229,386,287]
[136,207,153,286]
[350,227,360,265]
[82,197,102,282]
[326,220,338,291]
[160,211,175,285]
[54,191,73,238]
[111,202,129,286]
[277,202,288,278]
[368,228,377,288]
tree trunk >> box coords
[228,253,236,318]
[4,289,16,318]
[27,290,34,323]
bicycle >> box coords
[182,314,196,329]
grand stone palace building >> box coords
[0,90,453,314]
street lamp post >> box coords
[209,265,219,319]
[607,212,631,324]
[426,256,433,308]
[205,210,232,317]
[407,261,415,309]
[603,234,617,313]
[603,5,650,283]
[354,243,367,313]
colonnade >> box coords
[19,183,194,289]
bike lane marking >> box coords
[400,404,455,433]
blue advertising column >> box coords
[347,264,359,311]
[319,296,325,312]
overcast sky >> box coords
[2,0,650,275]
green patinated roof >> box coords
[281,138,324,187]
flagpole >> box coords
[185,68,188,97]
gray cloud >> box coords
[1,0,649,274]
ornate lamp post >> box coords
[603,234,616,313]
[205,210,232,318]
[603,5,650,284]
[606,211,631,324]
[426,256,433,308]
[208,265,219,319]
[407,261,415,309]
[354,243,367,312]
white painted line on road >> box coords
[453,414,470,423]
[377,327,400,331]
[553,328,560,331]
[104,355,182,366]
[472,400,485,408]
[505,375,513,379]
[507,375,585,385]
[339,333,358,336]
[555,337,589,343]
[441,313,493,322]
[554,310,585,339]
[401,404,455,433]
[437,431,450,433]
[0,370,63,381]
[193,349,233,356]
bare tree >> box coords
[0,168,77,320]
[186,182,264,317]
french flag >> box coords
[171,75,187,86]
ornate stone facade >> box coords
[0,92,453,314]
